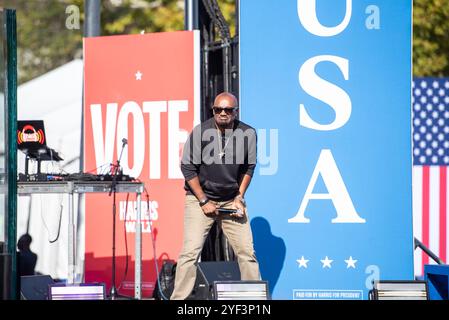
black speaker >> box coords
[193,261,241,300]
[0,253,12,299]
[20,275,55,300]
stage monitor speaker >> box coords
[193,261,241,300]
[213,281,269,300]
[20,275,54,300]
[370,280,428,300]
[48,283,106,300]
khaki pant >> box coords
[170,195,261,300]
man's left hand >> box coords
[231,197,246,218]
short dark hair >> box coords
[18,234,32,251]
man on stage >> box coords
[170,92,261,300]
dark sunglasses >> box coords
[212,106,238,114]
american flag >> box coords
[412,78,449,276]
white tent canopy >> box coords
[17,59,84,280]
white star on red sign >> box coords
[135,71,143,80]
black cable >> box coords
[84,163,109,174]
[211,0,231,41]
[117,193,130,292]
[205,0,223,38]
[143,185,169,301]
[110,181,169,300]
[40,196,63,243]
[202,0,218,26]
[202,0,231,42]
[202,0,220,40]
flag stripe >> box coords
[412,166,423,276]
[440,166,447,263]
[422,166,430,271]
[447,169,449,263]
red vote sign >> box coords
[83,31,200,297]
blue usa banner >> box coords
[240,0,414,299]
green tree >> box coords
[0,0,85,83]
[3,1,449,82]
[0,0,239,84]
[413,0,449,76]
[101,0,184,35]
[0,0,187,84]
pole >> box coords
[83,0,101,173]
[5,8,18,300]
[223,40,230,92]
[185,0,199,31]
[77,0,101,290]
[84,0,101,37]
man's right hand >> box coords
[201,201,218,216]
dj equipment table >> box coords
[17,181,145,299]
